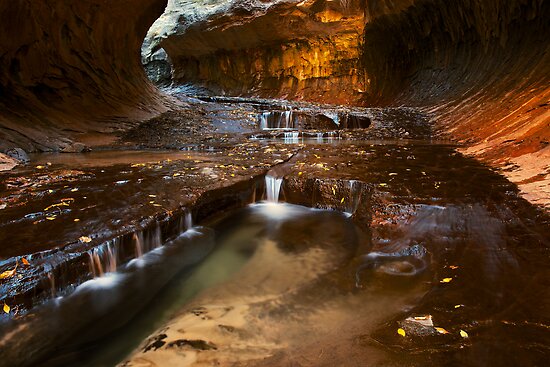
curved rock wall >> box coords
[150,0,368,104]
[0,0,169,152]
[150,0,548,205]
[361,0,549,205]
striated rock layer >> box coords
[0,0,548,203]
[0,0,170,152]
[360,0,550,207]
[148,0,549,206]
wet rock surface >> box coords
[0,93,548,367]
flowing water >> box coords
[0,99,549,367]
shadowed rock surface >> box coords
[0,0,169,152]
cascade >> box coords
[344,180,362,216]
[265,175,283,203]
[258,110,296,129]
[133,232,144,258]
[283,131,299,143]
[88,241,118,278]
[185,210,193,229]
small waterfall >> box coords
[265,175,283,203]
[185,210,193,229]
[88,241,118,278]
[283,131,299,143]
[278,111,293,129]
[133,232,144,258]
[149,223,162,250]
[258,110,295,130]
[259,112,269,130]
[316,132,324,141]
[47,272,56,297]
[344,180,362,217]
[177,215,185,233]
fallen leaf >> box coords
[460,330,469,338]
[414,316,429,320]
[74,219,80,222]
[440,277,453,283]
[148,195,157,198]
[0,268,16,280]
[71,188,79,192]
[435,327,449,334]
[36,165,45,169]
[46,216,56,221]
[21,258,30,266]
[340,197,345,203]
[389,172,398,176]
[298,171,303,176]
[454,304,463,309]
[449,265,459,270]
[0,204,6,210]
[379,183,387,187]
[3,303,10,314]
[397,328,406,337]
[79,236,92,243]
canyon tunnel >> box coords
[0,1,549,367]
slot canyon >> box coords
[0,0,549,366]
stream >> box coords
[0,98,548,366]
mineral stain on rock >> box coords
[143,334,168,353]
[166,339,218,350]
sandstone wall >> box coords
[153,0,548,205]
[0,0,169,152]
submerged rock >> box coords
[6,148,30,163]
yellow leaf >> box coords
[74,219,80,222]
[22,258,30,266]
[440,277,453,283]
[340,197,345,203]
[46,216,56,221]
[414,316,429,320]
[0,268,16,279]
[36,165,45,169]
[379,183,387,187]
[435,327,449,334]
[454,304,463,309]
[71,188,79,192]
[397,328,406,337]
[298,171,303,176]
[3,303,10,314]
[148,195,156,198]
[460,330,469,338]
[79,236,92,243]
